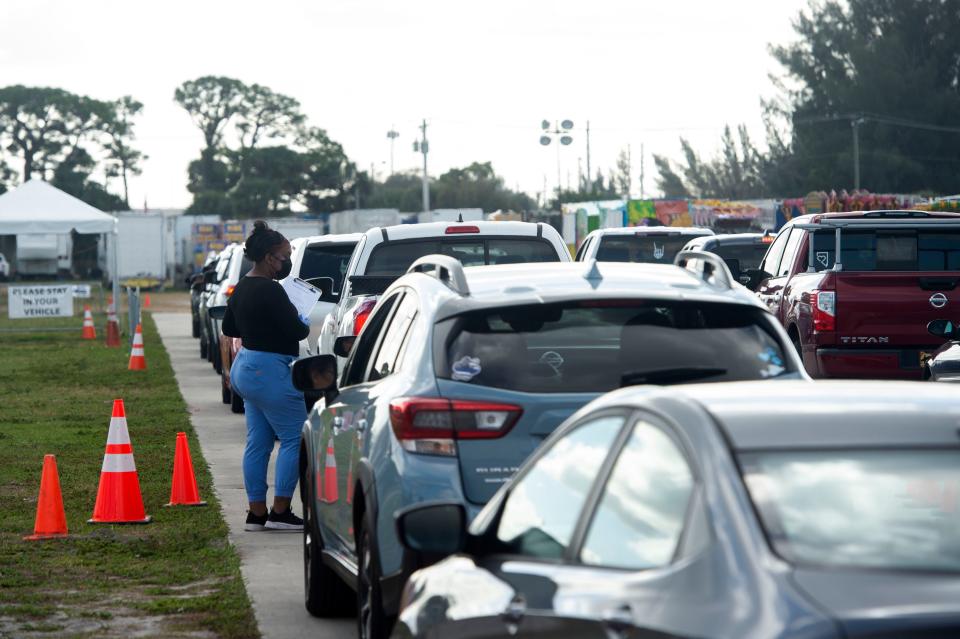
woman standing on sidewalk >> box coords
[223,221,310,531]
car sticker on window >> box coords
[816,251,830,268]
[451,356,482,382]
[653,242,665,260]
[757,347,786,378]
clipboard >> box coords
[281,277,322,318]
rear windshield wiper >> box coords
[620,366,727,387]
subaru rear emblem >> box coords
[930,293,948,309]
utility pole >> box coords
[539,119,573,210]
[413,119,430,213]
[639,143,645,199]
[586,120,592,194]
[386,127,399,175]
[851,117,863,190]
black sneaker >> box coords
[244,510,268,532]
[265,508,303,531]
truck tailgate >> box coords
[835,272,957,347]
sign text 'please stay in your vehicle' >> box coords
[7,285,74,319]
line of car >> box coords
[188,213,960,638]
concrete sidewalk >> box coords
[154,312,354,639]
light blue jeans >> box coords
[230,347,306,502]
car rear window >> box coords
[365,238,559,275]
[710,243,771,271]
[741,449,960,572]
[812,229,960,271]
[596,234,699,264]
[301,243,355,293]
[435,300,789,392]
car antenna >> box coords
[457,212,463,223]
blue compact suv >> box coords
[295,252,805,638]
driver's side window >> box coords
[341,294,400,387]
[495,414,624,559]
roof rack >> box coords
[407,254,470,296]
[674,250,735,290]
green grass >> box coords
[0,314,258,638]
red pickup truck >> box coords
[746,210,960,379]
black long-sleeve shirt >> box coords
[222,276,309,356]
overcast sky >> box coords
[0,0,807,209]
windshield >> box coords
[812,229,960,271]
[435,300,789,392]
[711,242,771,271]
[301,244,355,293]
[741,449,960,572]
[596,234,700,264]
[365,237,559,275]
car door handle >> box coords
[501,595,526,626]
[602,604,634,633]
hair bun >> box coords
[252,220,270,234]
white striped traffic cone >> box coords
[128,323,146,370]
[88,399,151,524]
[81,306,96,340]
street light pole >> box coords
[417,119,429,213]
[852,117,863,190]
[386,127,399,175]
[539,119,573,210]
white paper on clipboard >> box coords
[281,277,322,318]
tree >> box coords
[174,76,245,192]
[297,127,361,214]
[102,96,146,207]
[770,0,960,193]
[432,162,535,212]
[654,126,768,199]
[613,148,632,198]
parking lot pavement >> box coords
[154,312,355,639]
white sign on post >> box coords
[73,284,92,298]
[8,285,74,319]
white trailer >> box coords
[16,233,72,276]
[328,209,401,234]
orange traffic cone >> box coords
[88,399,151,524]
[105,299,121,348]
[128,323,146,370]
[143,294,151,308]
[321,436,338,503]
[165,432,207,507]
[24,455,68,540]
[81,305,96,340]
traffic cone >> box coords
[81,305,96,340]
[321,436,338,503]
[105,298,121,348]
[165,432,207,507]
[24,455,68,540]
[345,441,354,505]
[88,399,151,524]
[143,294,151,309]
[128,323,146,370]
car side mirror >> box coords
[741,268,770,292]
[723,258,742,282]
[208,305,227,320]
[304,276,337,302]
[333,335,356,358]
[291,355,339,392]
[927,319,958,340]
[395,501,466,557]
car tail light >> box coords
[761,234,774,244]
[811,291,835,332]
[352,299,377,335]
[389,398,522,456]
[225,284,236,297]
[445,225,480,234]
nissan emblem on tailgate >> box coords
[930,293,948,309]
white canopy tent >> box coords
[0,179,119,305]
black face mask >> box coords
[274,257,293,280]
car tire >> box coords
[212,346,222,375]
[221,370,231,405]
[230,388,244,414]
[303,467,354,617]
[192,315,200,338]
[199,336,208,360]
[356,511,391,639]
